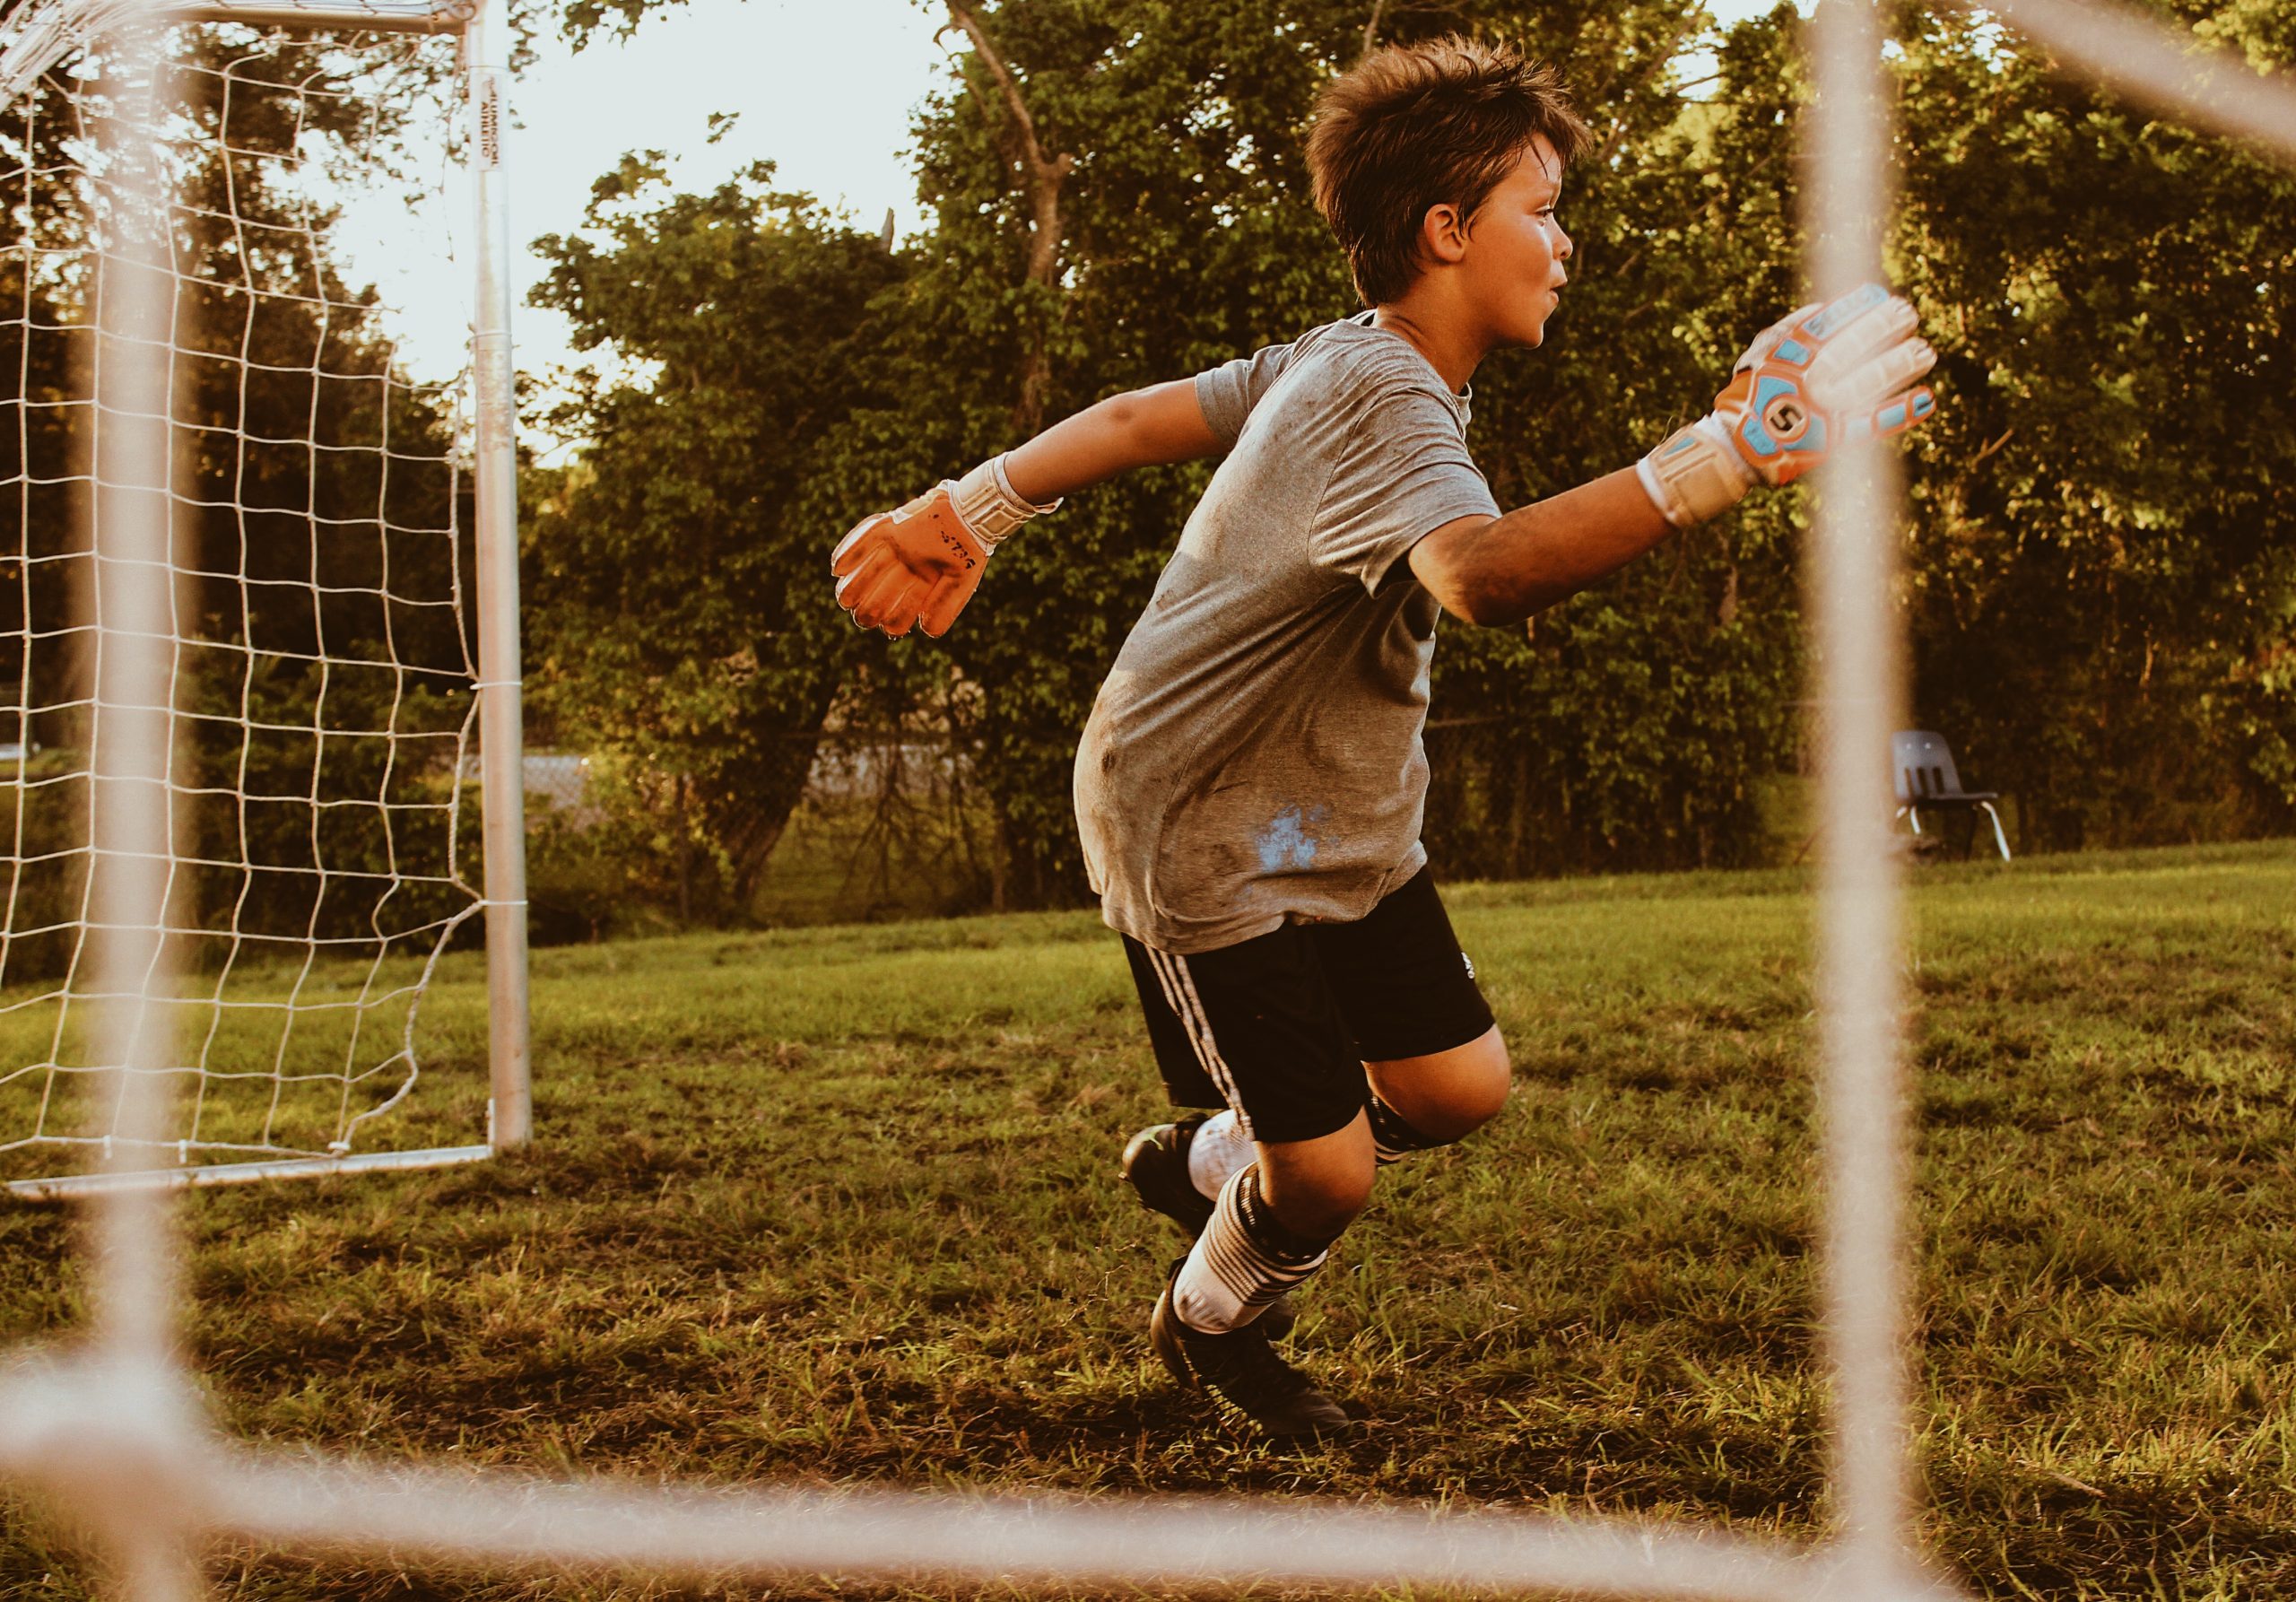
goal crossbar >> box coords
[0,0,474,109]
[4,1142,491,1201]
[169,1,476,31]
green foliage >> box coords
[1891,4,2296,849]
[534,0,2295,916]
[526,162,908,920]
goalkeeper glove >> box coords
[830,455,1058,638]
[1638,282,1939,530]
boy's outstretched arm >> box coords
[832,379,1220,638]
[1004,379,1223,503]
[1408,469,1672,625]
[1411,283,1939,628]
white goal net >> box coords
[0,0,527,1199]
[0,0,2288,1598]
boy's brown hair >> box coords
[1307,36,1595,307]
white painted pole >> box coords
[1957,0,2296,164]
[465,0,530,1149]
[84,10,204,1597]
[1804,1,1921,1592]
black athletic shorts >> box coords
[1120,865,1496,1145]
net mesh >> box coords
[1,0,2292,1598]
[0,13,480,1182]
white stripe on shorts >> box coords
[1145,947,1252,1139]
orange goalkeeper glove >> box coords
[831,455,1058,639]
[1638,282,1939,530]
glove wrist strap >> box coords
[1638,416,1753,530]
[951,453,1061,549]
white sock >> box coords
[1171,1166,1331,1334]
[1186,1108,1254,1201]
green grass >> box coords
[4,840,2292,1599]
[0,952,457,1171]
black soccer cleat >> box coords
[1122,1113,1218,1237]
[1149,1262,1354,1443]
[1123,1117,1296,1338]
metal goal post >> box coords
[0,0,528,1201]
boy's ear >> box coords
[1418,201,1472,266]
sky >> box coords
[335,0,948,424]
[334,0,1791,440]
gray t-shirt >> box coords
[1073,315,1500,954]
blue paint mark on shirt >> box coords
[1257,804,1331,872]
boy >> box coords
[831,36,1935,1441]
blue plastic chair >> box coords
[1892,730,2010,860]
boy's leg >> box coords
[1152,1127,1369,1441]
[1118,927,1374,1439]
[1155,1032,1500,1382]
[1167,1127,1369,1334]
[1164,870,1505,1441]
[1311,866,1509,1162]
[1365,1023,1510,1155]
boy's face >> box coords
[1457,135,1572,350]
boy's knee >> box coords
[1373,1026,1511,1145]
[1438,1040,1512,1136]
[1258,1138,1377,1241]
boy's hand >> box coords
[1639,283,1938,529]
[831,455,1058,638]
[831,486,990,639]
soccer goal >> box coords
[0,0,528,1200]
[0,0,2290,1598]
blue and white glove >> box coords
[1639,283,1940,530]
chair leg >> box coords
[1904,805,1923,837]
[1980,801,2011,862]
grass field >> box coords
[4,840,2292,1600]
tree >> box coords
[526,160,907,919]
[869,0,1812,896]
[1889,2,2296,847]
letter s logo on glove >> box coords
[1717,283,1938,487]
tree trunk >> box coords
[946,1,1073,433]
[1361,0,1387,57]
[989,797,1010,914]
[1509,743,1532,878]
[674,772,692,924]
[722,725,823,912]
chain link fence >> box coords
[761,712,1814,923]
[748,727,998,925]
[530,704,1988,936]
